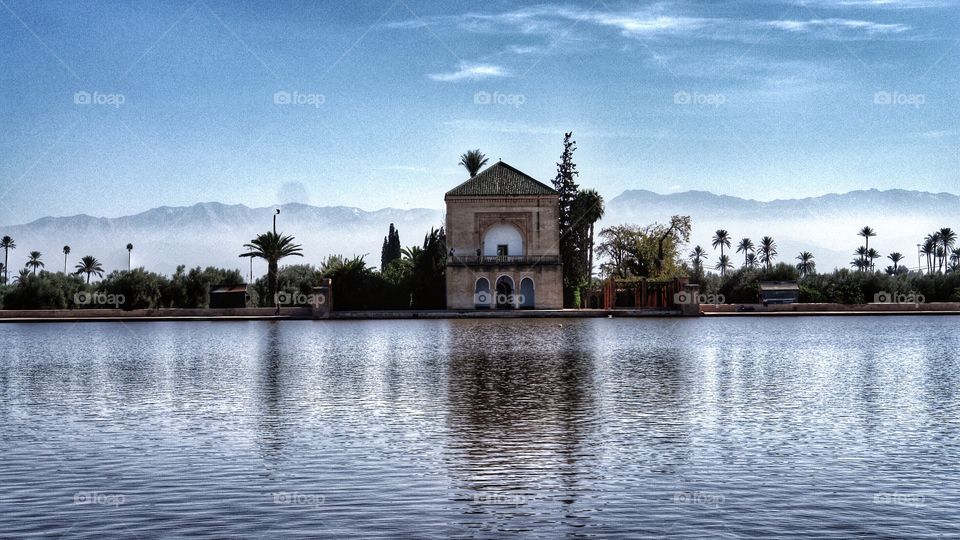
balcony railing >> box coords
[448,255,560,267]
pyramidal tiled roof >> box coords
[445,161,558,197]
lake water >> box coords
[1,317,958,538]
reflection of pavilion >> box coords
[445,162,563,309]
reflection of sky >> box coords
[0,317,957,536]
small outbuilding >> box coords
[759,281,799,305]
[209,284,250,309]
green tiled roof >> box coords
[446,161,558,197]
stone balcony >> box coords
[447,255,561,267]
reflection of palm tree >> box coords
[712,230,731,276]
[758,236,777,269]
[75,255,104,284]
[736,238,753,267]
[126,243,133,270]
[1,236,15,284]
[26,251,44,275]
[795,251,815,277]
[458,149,489,177]
[63,245,70,273]
[240,231,304,310]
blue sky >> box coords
[0,0,957,224]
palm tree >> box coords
[239,231,304,309]
[921,237,936,273]
[126,243,134,270]
[688,245,708,276]
[950,247,960,272]
[745,252,759,269]
[928,232,942,272]
[858,226,876,266]
[758,236,777,269]
[74,255,104,284]
[401,245,423,262]
[63,245,70,273]
[1,235,15,284]
[458,149,489,178]
[712,230,731,275]
[939,228,956,272]
[866,248,881,272]
[714,254,732,275]
[14,268,30,285]
[26,251,44,275]
[795,251,815,277]
[736,238,754,267]
[888,252,903,273]
[852,246,868,271]
[572,189,605,280]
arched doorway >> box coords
[519,278,535,309]
[495,276,515,309]
[474,277,491,309]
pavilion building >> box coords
[444,161,563,309]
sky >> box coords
[0,0,958,224]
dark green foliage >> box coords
[410,227,446,309]
[380,223,402,271]
[699,265,960,305]
[1,272,85,310]
[99,268,167,310]
[166,266,244,308]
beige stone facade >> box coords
[444,162,563,310]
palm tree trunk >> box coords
[588,223,594,282]
[269,259,279,309]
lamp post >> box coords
[917,243,922,274]
[273,208,280,234]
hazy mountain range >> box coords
[2,189,956,277]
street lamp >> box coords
[917,243,922,274]
[273,208,280,234]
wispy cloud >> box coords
[766,18,910,34]
[428,62,509,82]
[389,4,917,43]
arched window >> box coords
[519,277,535,309]
[482,224,524,257]
[474,277,491,309]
